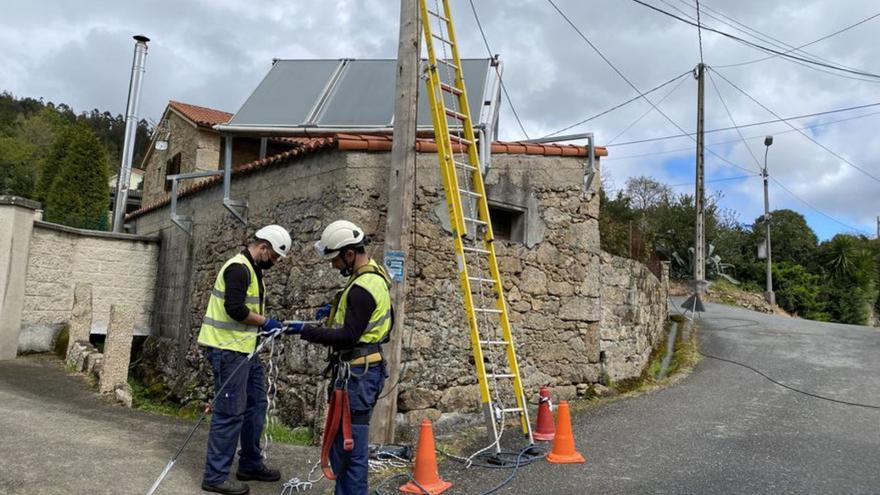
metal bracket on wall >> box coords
[168,170,223,236]
[222,135,248,225]
[523,132,597,198]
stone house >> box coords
[127,132,669,432]
[140,101,296,207]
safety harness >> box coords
[319,263,394,480]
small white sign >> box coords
[155,140,168,151]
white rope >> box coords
[279,460,323,494]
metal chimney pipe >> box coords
[112,34,150,232]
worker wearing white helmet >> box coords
[288,220,393,494]
[197,224,291,495]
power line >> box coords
[604,101,880,147]
[467,0,530,140]
[769,176,870,235]
[705,69,762,171]
[709,68,880,184]
[540,69,692,139]
[669,174,758,187]
[604,108,880,160]
[702,3,880,70]
[607,72,690,145]
[630,0,880,79]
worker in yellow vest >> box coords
[288,220,392,495]
[198,224,291,495]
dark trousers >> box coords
[329,361,386,495]
[203,347,268,484]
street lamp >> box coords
[762,135,775,306]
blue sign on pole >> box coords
[384,250,405,282]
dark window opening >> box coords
[489,204,525,243]
[164,152,181,192]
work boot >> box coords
[236,463,281,482]
[201,478,249,495]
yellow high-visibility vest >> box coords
[331,259,393,344]
[197,253,264,353]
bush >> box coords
[773,262,828,320]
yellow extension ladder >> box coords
[418,0,534,449]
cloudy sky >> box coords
[2,0,879,239]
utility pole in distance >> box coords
[372,0,420,445]
[694,63,706,287]
[762,136,775,306]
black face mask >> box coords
[338,251,354,277]
[256,253,275,270]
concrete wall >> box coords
[0,197,39,360]
[20,221,159,350]
[131,146,668,431]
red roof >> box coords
[127,133,606,220]
[168,101,233,128]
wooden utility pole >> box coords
[372,0,420,444]
[694,63,706,286]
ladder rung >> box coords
[500,407,524,414]
[438,59,459,71]
[463,246,490,254]
[474,307,501,313]
[454,160,477,172]
[486,373,514,379]
[479,340,509,346]
[468,276,496,284]
[463,216,487,226]
[432,34,454,46]
[450,135,473,146]
[458,188,481,198]
[445,109,469,121]
[427,9,449,22]
[440,82,463,96]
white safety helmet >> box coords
[255,224,292,258]
[314,220,366,260]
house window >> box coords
[164,153,181,192]
[489,204,525,243]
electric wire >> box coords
[630,0,880,79]
[688,314,880,410]
[709,68,880,184]
[540,69,692,139]
[703,5,880,70]
[705,68,762,171]
[604,101,880,147]
[695,0,704,64]
[606,70,690,145]
[467,0,530,140]
[768,176,871,236]
[668,174,758,188]
[603,108,880,161]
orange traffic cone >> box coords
[400,419,453,494]
[533,386,556,441]
[546,400,585,464]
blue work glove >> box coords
[283,321,307,335]
[260,317,283,336]
[315,304,332,321]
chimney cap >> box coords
[133,35,150,43]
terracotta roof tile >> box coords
[127,132,607,221]
[168,101,233,128]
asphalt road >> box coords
[2,302,879,494]
[445,302,880,495]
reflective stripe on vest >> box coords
[332,259,393,345]
[198,253,264,353]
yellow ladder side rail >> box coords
[418,0,493,406]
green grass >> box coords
[263,420,313,446]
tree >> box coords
[625,175,672,211]
[44,125,109,230]
[773,262,829,320]
[816,234,877,325]
[35,125,76,204]
[751,209,818,267]
[0,136,36,197]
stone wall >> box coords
[131,147,667,430]
[142,111,202,206]
[599,253,670,381]
[20,221,159,349]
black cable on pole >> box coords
[630,0,880,79]
[541,69,692,139]
[467,0,530,140]
[709,67,880,184]
[604,101,880,147]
